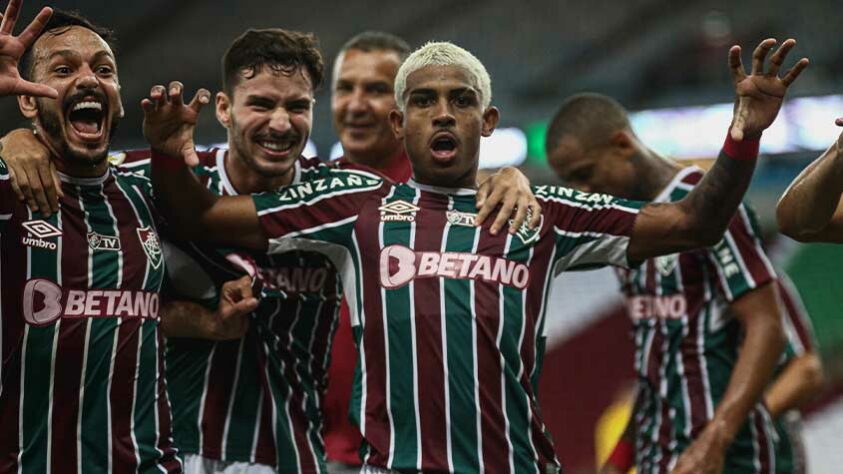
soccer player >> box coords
[776,118,843,243]
[144,38,800,473]
[544,87,818,473]
[0,3,257,472]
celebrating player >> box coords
[545,80,818,474]
[145,38,796,473]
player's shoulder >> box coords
[532,184,632,208]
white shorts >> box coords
[182,454,276,474]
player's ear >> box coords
[215,92,232,129]
[18,95,39,120]
[481,106,500,137]
[610,130,636,157]
[389,109,405,140]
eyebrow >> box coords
[47,49,115,63]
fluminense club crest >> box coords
[136,227,162,269]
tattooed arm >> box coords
[627,38,808,264]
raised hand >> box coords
[729,38,808,141]
[0,0,56,98]
[141,81,210,166]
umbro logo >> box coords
[379,200,419,222]
[21,220,61,251]
[22,220,62,238]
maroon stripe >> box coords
[253,348,277,465]
[154,331,181,473]
[49,189,88,474]
[777,278,815,351]
[357,204,390,467]
[104,184,146,290]
[410,193,448,469]
[677,253,709,437]
[307,270,341,390]
[728,211,773,288]
[681,171,703,186]
[754,411,772,474]
[474,229,510,473]
[198,340,239,458]
[110,320,141,473]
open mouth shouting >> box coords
[430,132,459,163]
[66,95,108,145]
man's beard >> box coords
[35,97,121,167]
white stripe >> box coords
[106,319,123,473]
[256,173,383,216]
[130,322,144,468]
[378,188,397,468]
[405,190,422,471]
[249,392,264,463]
[197,344,217,456]
[439,197,454,473]
[301,299,326,470]
[723,231,757,288]
[469,228,484,474]
[76,320,93,473]
[100,186,123,288]
[113,181,151,287]
[698,278,715,418]
[535,193,642,215]
[498,234,515,474]
[45,320,60,474]
[518,245,540,474]
[281,304,304,470]
[553,228,632,272]
[0,212,12,220]
[221,338,247,458]
[738,206,776,278]
[672,261,694,441]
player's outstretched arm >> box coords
[672,283,785,474]
[777,120,843,242]
[0,128,60,215]
[628,39,808,264]
[0,0,57,99]
[765,351,825,419]
[160,275,257,340]
[144,81,265,249]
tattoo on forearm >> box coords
[684,155,755,231]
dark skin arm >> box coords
[672,282,786,474]
[627,39,808,263]
[776,120,843,242]
[764,351,825,419]
[160,275,257,340]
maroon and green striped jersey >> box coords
[120,149,343,473]
[0,158,180,473]
[615,166,790,473]
[252,169,645,473]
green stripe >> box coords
[113,178,163,292]
[136,321,164,467]
[444,198,480,472]
[165,338,215,455]
[264,340,301,471]
[20,210,60,474]
[500,236,535,473]
[382,191,418,468]
[79,188,120,473]
[223,339,262,459]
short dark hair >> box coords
[338,31,411,61]
[545,93,632,153]
[222,28,324,95]
[20,9,116,81]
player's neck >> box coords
[637,148,683,201]
[344,144,404,171]
[224,150,295,194]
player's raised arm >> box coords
[776,119,843,242]
[0,0,57,99]
[627,39,807,264]
[144,81,265,249]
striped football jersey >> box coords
[616,166,790,474]
[119,149,344,473]
[0,158,180,473]
[252,168,645,473]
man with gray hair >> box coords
[145,38,802,473]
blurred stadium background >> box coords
[7,0,842,472]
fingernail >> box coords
[170,88,178,95]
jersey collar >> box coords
[57,168,110,186]
[407,178,476,196]
[216,148,302,196]
[652,165,702,203]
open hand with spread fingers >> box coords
[729,38,808,141]
[0,0,57,98]
[141,80,211,166]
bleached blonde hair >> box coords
[393,41,492,112]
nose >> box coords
[268,108,292,135]
[432,99,455,128]
[346,87,368,116]
[76,65,98,90]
